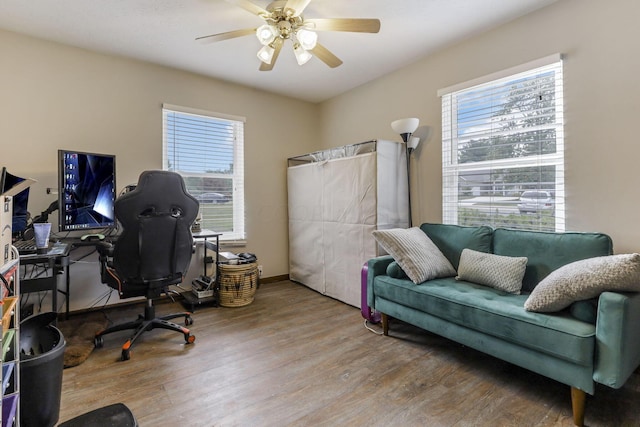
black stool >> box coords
[58,403,138,427]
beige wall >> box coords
[4,0,640,311]
[319,0,640,253]
[1,29,319,311]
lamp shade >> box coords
[294,44,312,65]
[296,28,318,50]
[391,118,420,135]
[408,136,420,150]
[257,44,275,64]
[256,25,278,45]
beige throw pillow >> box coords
[456,248,528,294]
[372,227,456,284]
[524,253,640,312]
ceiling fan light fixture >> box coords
[257,44,276,64]
[256,24,278,45]
[198,0,381,71]
[294,44,313,65]
[296,28,318,50]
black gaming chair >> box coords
[94,170,199,361]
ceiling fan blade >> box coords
[259,37,284,71]
[310,43,343,68]
[305,18,381,33]
[226,0,270,18]
[196,28,256,44]
[284,0,312,17]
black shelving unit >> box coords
[182,230,221,311]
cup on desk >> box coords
[33,222,52,253]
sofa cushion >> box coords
[372,227,456,284]
[492,228,613,293]
[524,253,640,312]
[456,248,527,294]
[373,275,595,365]
[570,300,598,324]
[420,223,493,270]
[386,261,408,279]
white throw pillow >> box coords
[524,253,640,312]
[372,227,456,284]
[456,248,528,294]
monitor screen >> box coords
[58,150,116,232]
[0,167,30,235]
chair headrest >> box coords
[116,170,198,226]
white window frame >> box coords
[162,103,245,242]
[438,54,565,232]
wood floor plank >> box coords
[59,281,640,426]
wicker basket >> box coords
[218,263,259,307]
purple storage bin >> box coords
[360,263,381,323]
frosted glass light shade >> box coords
[294,44,312,65]
[296,28,318,50]
[257,44,275,64]
[391,118,419,135]
[408,136,420,150]
[391,118,420,143]
[256,25,278,45]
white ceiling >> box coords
[0,0,558,103]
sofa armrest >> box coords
[593,291,640,388]
[366,255,394,310]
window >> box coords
[439,54,564,232]
[162,104,245,241]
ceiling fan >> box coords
[196,0,381,71]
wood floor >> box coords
[59,281,640,426]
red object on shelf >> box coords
[1,265,17,298]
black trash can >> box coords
[17,312,66,427]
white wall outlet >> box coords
[257,265,263,277]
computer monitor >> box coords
[0,167,31,236]
[58,150,116,232]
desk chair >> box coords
[94,170,198,361]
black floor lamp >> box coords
[391,118,420,227]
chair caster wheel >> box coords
[94,336,104,348]
[185,333,196,344]
[185,315,193,326]
[121,349,131,361]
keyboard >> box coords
[13,239,37,255]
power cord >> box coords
[364,318,384,335]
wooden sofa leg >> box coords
[571,387,586,427]
[381,313,389,336]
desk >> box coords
[19,242,71,320]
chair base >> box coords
[95,299,195,361]
[59,403,138,427]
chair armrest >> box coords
[366,255,394,310]
[96,241,114,255]
[593,291,640,388]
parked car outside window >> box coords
[518,190,555,214]
[195,192,228,204]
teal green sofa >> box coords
[367,223,640,426]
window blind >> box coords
[162,104,245,241]
[440,57,564,232]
